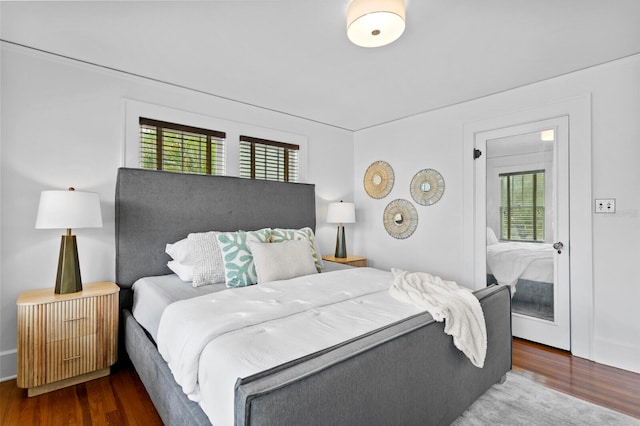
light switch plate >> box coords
[595,198,616,213]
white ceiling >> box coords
[2,1,640,131]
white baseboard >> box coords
[593,336,640,374]
[0,349,17,382]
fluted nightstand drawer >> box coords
[46,334,97,383]
[46,298,97,342]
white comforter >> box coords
[157,267,425,426]
[486,242,554,287]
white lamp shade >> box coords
[35,190,103,229]
[347,0,406,48]
[327,202,356,224]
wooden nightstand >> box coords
[17,282,119,396]
[322,255,367,267]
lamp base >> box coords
[334,225,347,258]
[55,235,83,294]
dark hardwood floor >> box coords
[512,337,640,420]
[2,338,639,425]
[0,362,163,426]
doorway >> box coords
[475,117,570,350]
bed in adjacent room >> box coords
[115,167,512,426]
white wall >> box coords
[354,54,640,373]
[0,44,354,379]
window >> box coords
[139,117,225,175]
[499,170,545,242]
[239,135,299,182]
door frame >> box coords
[474,117,570,350]
[462,95,593,359]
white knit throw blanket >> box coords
[389,269,487,368]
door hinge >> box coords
[474,149,482,159]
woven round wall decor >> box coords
[383,199,418,239]
[363,161,394,199]
[410,168,445,206]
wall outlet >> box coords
[595,198,616,213]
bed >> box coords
[485,229,554,320]
[115,167,512,426]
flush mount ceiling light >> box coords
[540,129,555,141]
[347,0,406,48]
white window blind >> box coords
[239,135,299,182]
[500,170,545,242]
[139,117,225,175]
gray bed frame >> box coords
[115,167,512,426]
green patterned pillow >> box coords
[216,228,272,287]
[270,227,323,272]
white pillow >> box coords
[165,238,195,264]
[486,227,499,245]
[167,260,194,282]
[249,239,318,284]
[188,231,225,287]
[270,227,324,272]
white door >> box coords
[474,117,570,350]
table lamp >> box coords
[35,187,103,294]
[326,201,356,258]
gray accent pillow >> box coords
[249,239,318,284]
[270,227,324,272]
[188,231,225,287]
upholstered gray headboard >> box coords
[115,168,316,306]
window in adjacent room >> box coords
[139,117,225,175]
[239,135,299,182]
[499,170,545,242]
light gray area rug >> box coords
[453,371,640,425]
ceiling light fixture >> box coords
[540,129,555,141]
[347,0,406,48]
